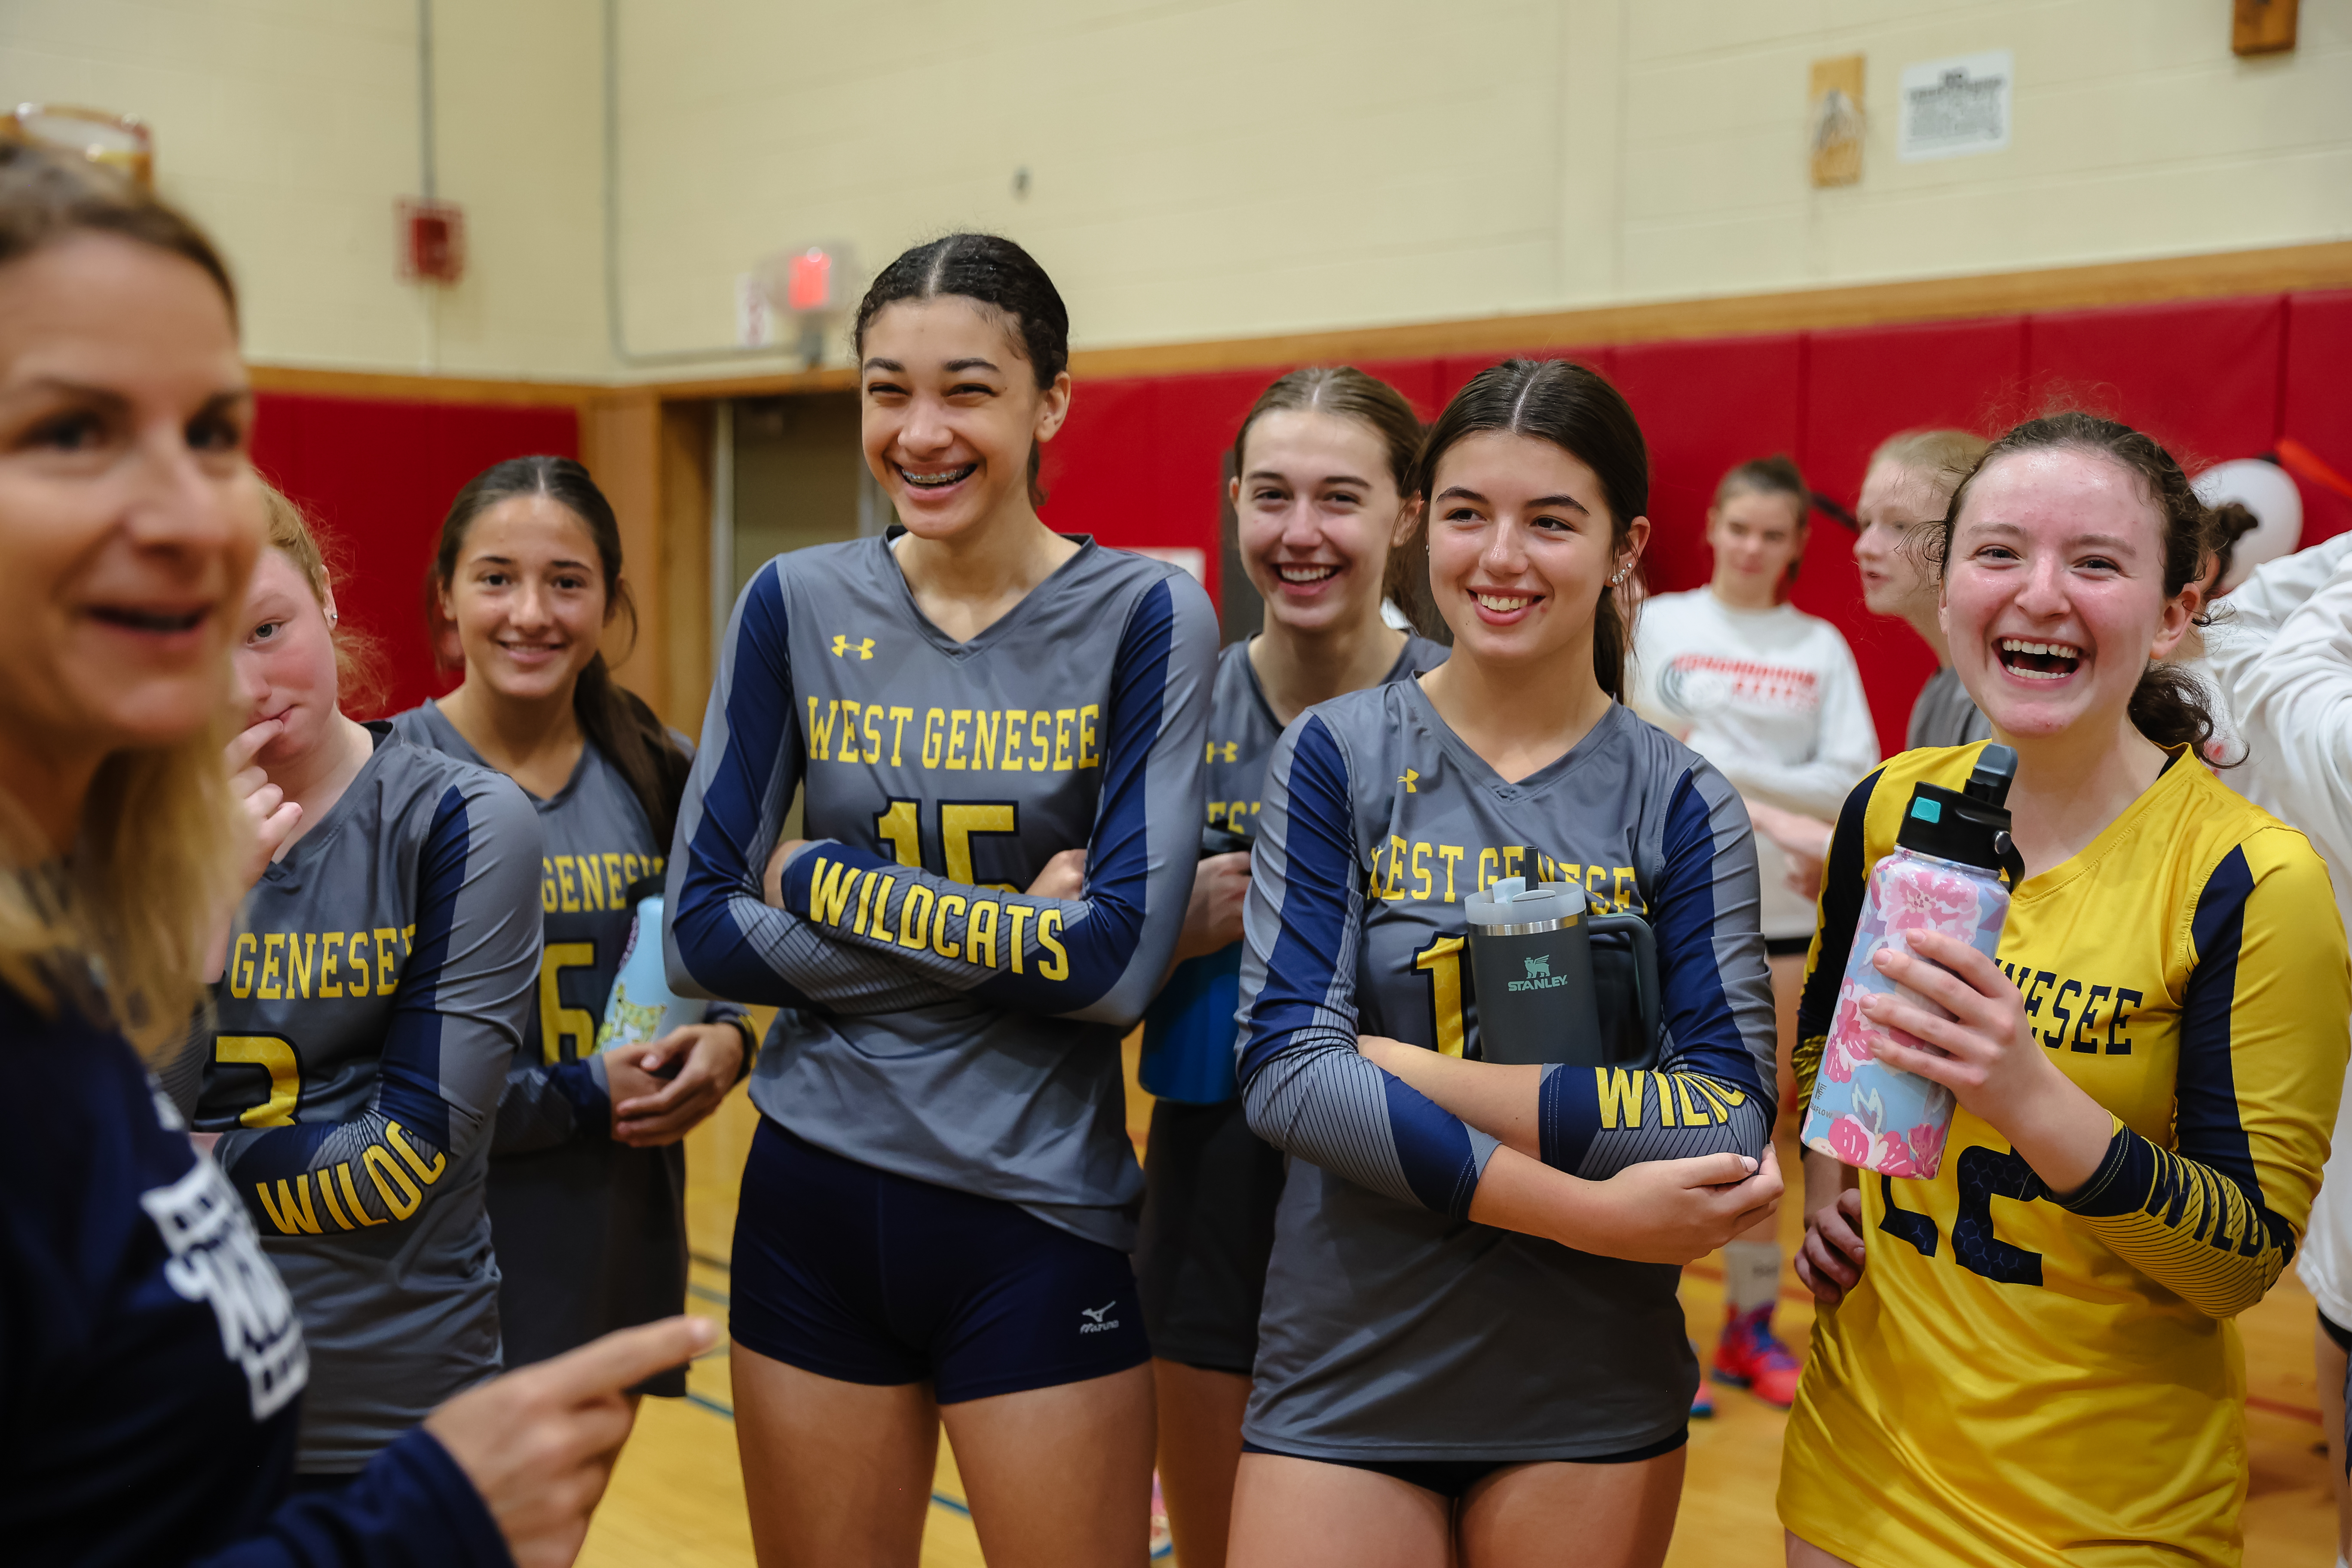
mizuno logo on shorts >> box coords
[1079,1300,1120,1333]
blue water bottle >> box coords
[596,890,701,1051]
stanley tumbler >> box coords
[1464,876,1660,1068]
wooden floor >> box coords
[581,1037,2339,1567]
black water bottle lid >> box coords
[1895,744,2021,876]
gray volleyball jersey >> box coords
[1236,687,1776,1459]
[392,702,745,1380]
[1907,663,1994,750]
[667,534,1217,1249]
[1142,633,1448,1104]
[1202,634,1450,843]
[198,726,542,1471]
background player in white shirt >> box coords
[2207,528,2352,1567]
[1629,455,1876,1408]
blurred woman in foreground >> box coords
[0,141,704,1566]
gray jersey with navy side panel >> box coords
[1143,633,1448,1102]
[666,534,1217,1249]
[1202,634,1451,843]
[1235,685,1776,1461]
[199,725,542,1471]
[1906,664,1994,750]
[392,701,746,1386]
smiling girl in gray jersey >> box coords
[666,234,1217,1567]
[1137,365,1446,1568]
[1228,360,1782,1568]
[200,491,543,1478]
[394,456,751,1399]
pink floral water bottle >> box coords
[1801,745,2022,1179]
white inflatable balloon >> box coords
[2193,458,2303,595]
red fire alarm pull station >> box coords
[398,199,466,284]
[786,248,833,313]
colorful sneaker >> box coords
[1712,1302,1802,1408]
[1688,1340,1715,1418]
[1149,1471,1173,1559]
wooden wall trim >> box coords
[247,364,603,407]
[1058,240,2352,379]
[247,240,2352,407]
[631,238,2352,401]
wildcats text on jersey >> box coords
[802,853,1072,980]
[247,1123,449,1238]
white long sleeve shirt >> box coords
[1628,588,1879,941]
[2207,530,2352,1324]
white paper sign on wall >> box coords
[1897,49,2013,162]
[735,272,774,348]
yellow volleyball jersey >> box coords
[1779,744,2349,1568]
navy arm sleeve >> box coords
[1789,768,1883,1124]
[674,566,1219,1026]
[2055,836,2349,1317]
[214,780,542,1235]
[1236,715,1501,1219]
[664,564,978,1016]
[1534,765,1779,1179]
[487,1056,607,1155]
[190,1427,508,1568]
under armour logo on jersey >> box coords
[1206,740,1238,764]
[831,635,875,660]
[1398,769,1420,793]
[1078,1300,1121,1333]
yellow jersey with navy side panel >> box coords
[1779,742,2349,1568]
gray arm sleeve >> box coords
[1234,715,1500,1220]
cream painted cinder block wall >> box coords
[3,0,608,379]
[8,0,2346,377]
[616,0,2352,367]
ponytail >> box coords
[573,644,695,848]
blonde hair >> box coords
[262,483,383,715]
[1867,429,1992,509]
[0,145,247,1057]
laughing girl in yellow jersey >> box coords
[1779,412,2350,1568]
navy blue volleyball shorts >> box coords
[730,1116,1150,1403]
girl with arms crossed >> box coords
[1228,359,1782,1568]
[666,234,1218,1567]
[1783,414,2349,1567]
[1138,366,1446,1568]
[201,487,542,1481]
[0,141,704,1567]
[396,456,752,1392]
[1630,453,1877,1409]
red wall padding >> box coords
[1048,290,2351,759]
[2284,291,2352,547]
[251,292,2348,756]
[250,394,579,720]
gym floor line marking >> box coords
[682,1390,974,1520]
[691,1249,732,1273]
[688,1281,730,1306]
